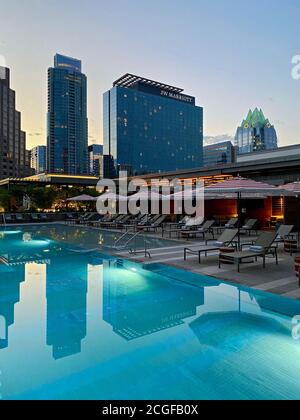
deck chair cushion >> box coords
[249,245,264,252]
[215,241,224,247]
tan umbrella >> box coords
[66,194,96,202]
[97,192,128,202]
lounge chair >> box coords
[16,214,25,223]
[4,214,14,224]
[184,229,239,263]
[122,214,148,231]
[136,215,163,231]
[114,215,132,229]
[240,219,258,236]
[138,215,167,232]
[163,216,191,230]
[65,213,78,223]
[219,231,278,272]
[212,218,239,235]
[105,215,129,229]
[181,220,215,240]
[40,214,48,222]
[225,218,238,228]
[79,213,96,224]
[99,214,119,227]
[92,214,110,226]
[31,214,40,222]
[274,225,294,245]
[162,216,204,238]
[85,214,104,226]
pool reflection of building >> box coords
[102,260,206,340]
[46,255,88,360]
[0,265,25,349]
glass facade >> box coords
[88,144,103,177]
[0,67,28,179]
[103,75,203,176]
[47,54,88,175]
[203,141,235,167]
[235,108,278,155]
[30,145,47,174]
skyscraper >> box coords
[103,74,203,177]
[0,67,27,179]
[235,108,278,155]
[47,54,88,175]
[30,145,47,174]
[203,141,235,167]
[88,144,103,176]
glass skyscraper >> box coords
[203,141,235,167]
[235,108,278,155]
[103,74,203,176]
[88,144,103,176]
[30,145,47,174]
[0,67,28,179]
[47,54,88,175]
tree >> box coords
[0,189,12,212]
[30,187,57,210]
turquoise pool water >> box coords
[0,223,177,252]
[1,225,300,400]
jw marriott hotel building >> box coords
[103,74,203,177]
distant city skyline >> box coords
[0,0,300,150]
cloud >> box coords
[204,134,235,146]
[28,132,42,137]
[274,120,285,126]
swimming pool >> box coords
[0,223,178,253]
[1,225,300,400]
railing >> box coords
[109,230,151,258]
[129,234,151,259]
[111,230,134,248]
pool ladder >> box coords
[110,230,151,258]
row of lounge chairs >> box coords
[162,216,261,240]
[2,213,49,223]
[184,224,294,272]
[81,214,169,232]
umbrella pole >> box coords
[297,195,300,249]
[237,192,242,249]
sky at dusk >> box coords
[0,0,300,150]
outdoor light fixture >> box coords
[22,233,32,242]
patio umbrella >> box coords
[66,194,96,202]
[281,182,300,244]
[167,187,204,200]
[168,188,267,201]
[206,178,283,247]
[97,192,128,202]
[129,191,166,201]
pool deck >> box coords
[112,230,300,301]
